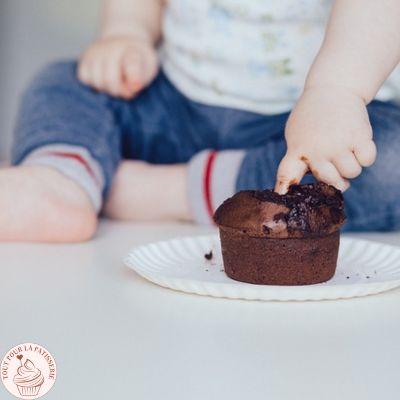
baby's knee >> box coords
[24,60,83,99]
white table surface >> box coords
[0,220,399,400]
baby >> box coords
[2,0,400,242]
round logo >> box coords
[1,343,57,399]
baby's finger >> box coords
[354,140,377,167]
[104,57,123,97]
[77,59,91,85]
[275,154,308,194]
[122,54,144,95]
[90,59,105,92]
[141,49,159,85]
[332,153,362,179]
[310,160,349,192]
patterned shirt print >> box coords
[161,0,400,114]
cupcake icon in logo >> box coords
[13,356,45,397]
[1,342,57,399]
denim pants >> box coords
[12,61,400,230]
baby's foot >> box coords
[0,166,97,242]
[104,161,191,221]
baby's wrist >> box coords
[101,27,154,45]
[302,83,368,104]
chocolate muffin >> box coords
[214,183,346,285]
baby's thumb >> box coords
[275,154,308,194]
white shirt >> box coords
[161,0,400,114]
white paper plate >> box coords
[124,235,400,301]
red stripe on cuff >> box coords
[45,151,100,186]
[203,151,217,221]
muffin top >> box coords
[214,183,346,238]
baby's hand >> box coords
[275,86,377,194]
[78,35,158,99]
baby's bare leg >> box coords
[104,161,191,221]
[0,166,96,242]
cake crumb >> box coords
[204,250,213,261]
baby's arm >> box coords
[78,0,163,98]
[275,0,400,194]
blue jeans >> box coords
[12,61,400,231]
